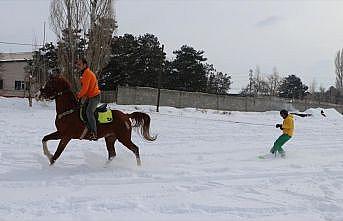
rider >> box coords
[75,58,101,140]
[270,109,294,158]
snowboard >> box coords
[258,153,277,159]
[258,153,285,159]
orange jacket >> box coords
[77,67,101,99]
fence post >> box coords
[245,96,248,112]
[28,74,33,107]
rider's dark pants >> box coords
[85,95,100,134]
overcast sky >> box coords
[1,0,343,92]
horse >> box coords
[38,75,156,166]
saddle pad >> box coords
[98,109,113,123]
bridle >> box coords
[47,89,79,121]
[50,89,70,100]
[41,79,80,120]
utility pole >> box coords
[42,21,46,85]
[28,74,33,107]
[156,44,164,112]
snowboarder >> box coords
[270,109,294,158]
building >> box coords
[0,52,32,97]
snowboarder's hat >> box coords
[280,109,288,116]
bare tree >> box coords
[241,66,270,96]
[335,49,343,89]
[253,65,261,96]
[309,79,317,94]
[252,65,269,96]
[50,0,88,89]
[248,69,253,95]
[319,85,326,103]
[266,67,282,96]
[86,0,117,75]
[50,0,88,37]
[49,0,116,89]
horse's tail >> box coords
[128,112,157,141]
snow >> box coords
[305,107,343,119]
[1,97,343,221]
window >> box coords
[15,80,25,90]
[0,79,3,89]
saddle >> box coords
[80,103,113,124]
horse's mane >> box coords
[50,75,78,106]
[54,75,72,90]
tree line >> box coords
[25,37,343,103]
[26,33,232,95]
[240,66,309,99]
[241,65,343,104]
[21,0,343,103]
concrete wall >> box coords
[103,86,343,113]
[117,86,157,105]
[101,90,117,103]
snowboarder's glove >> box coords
[276,124,282,128]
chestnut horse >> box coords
[39,75,156,166]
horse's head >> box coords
[39,75,72,100]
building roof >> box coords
[0,52,32,62]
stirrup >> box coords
[80,127,88,140]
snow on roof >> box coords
[0,52,32,62]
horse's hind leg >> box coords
[119,138,141,166]
[105,135,117,161]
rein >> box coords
[51,90,70,100]
[54,89,80,120]
[57,109,75,120]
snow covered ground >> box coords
[1,97,343,221]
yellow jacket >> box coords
[282,114,294,137]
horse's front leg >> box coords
[50,137,72,165]
[42,131,61,163]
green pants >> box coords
[270,134,291,154]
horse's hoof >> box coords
[49,158,55,166]
[137,158,142,166]
[108,156,115,161]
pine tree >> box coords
[206,64,231,95]
[102,34,165,90]
[25,42,59,88]
[100,34,137,89]
[133,34,165,87]
[167,45,208,92]
[278,74,309,99]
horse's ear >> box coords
[46,75,54,83]
[52,74,64,83]
[57,74,65,82]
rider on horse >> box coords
[75,58,101,140]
